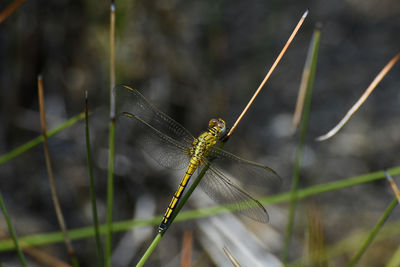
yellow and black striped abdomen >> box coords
[158,157,200,232]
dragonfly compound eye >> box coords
[217,119,226,133]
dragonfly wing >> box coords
[115,85,196,169]
[207,147,281,191]
[115,85,195,145]
[199,163,269,223]
[121,112,191,170]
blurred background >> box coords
[0,0,399,266]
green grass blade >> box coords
[282,25,321,262]
[1,166,399,252]
[348,198,397,266]
[136,233,162,267]
[84,93,105,267]
[105,120,115,267]
[0,192,27,266]
[0,112,85,166]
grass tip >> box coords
[110,1,115,11]
[122,112,134,118]
[315,135,327,142]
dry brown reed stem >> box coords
[23,246,72,267]
[306,203,327,265]
[180,231,193,267]
[292,23,322,128]
[385,171,400,205]
[227,10,308,137]
[316,52,400,141]
[110,1,116,118]
[0,0,27,24]
[37,75,78,264]
[293,64,309,128]
[223,247,242,267]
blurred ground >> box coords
[0,0,399,266]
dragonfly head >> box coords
[208,118,226,136]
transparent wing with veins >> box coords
[207,147,282,189]
[115,85,195,169]
[199,160,271,223]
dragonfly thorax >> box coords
[188,118,226,162]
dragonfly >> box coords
[115,85,281,233]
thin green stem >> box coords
[348,198,398,266]
[105,120,115,267]
[136,233,162,267]
[0,112,85,165]
[282,26,321,263]
[0,192,27,266]
[84,93,105,267]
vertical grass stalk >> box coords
[282,25,321,263]
[0,192,27,266]
[84,92,105,267]
[37,75,80,267]
[105,124,115,267]
[105,1,116,266]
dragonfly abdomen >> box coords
[158,159,200,233]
